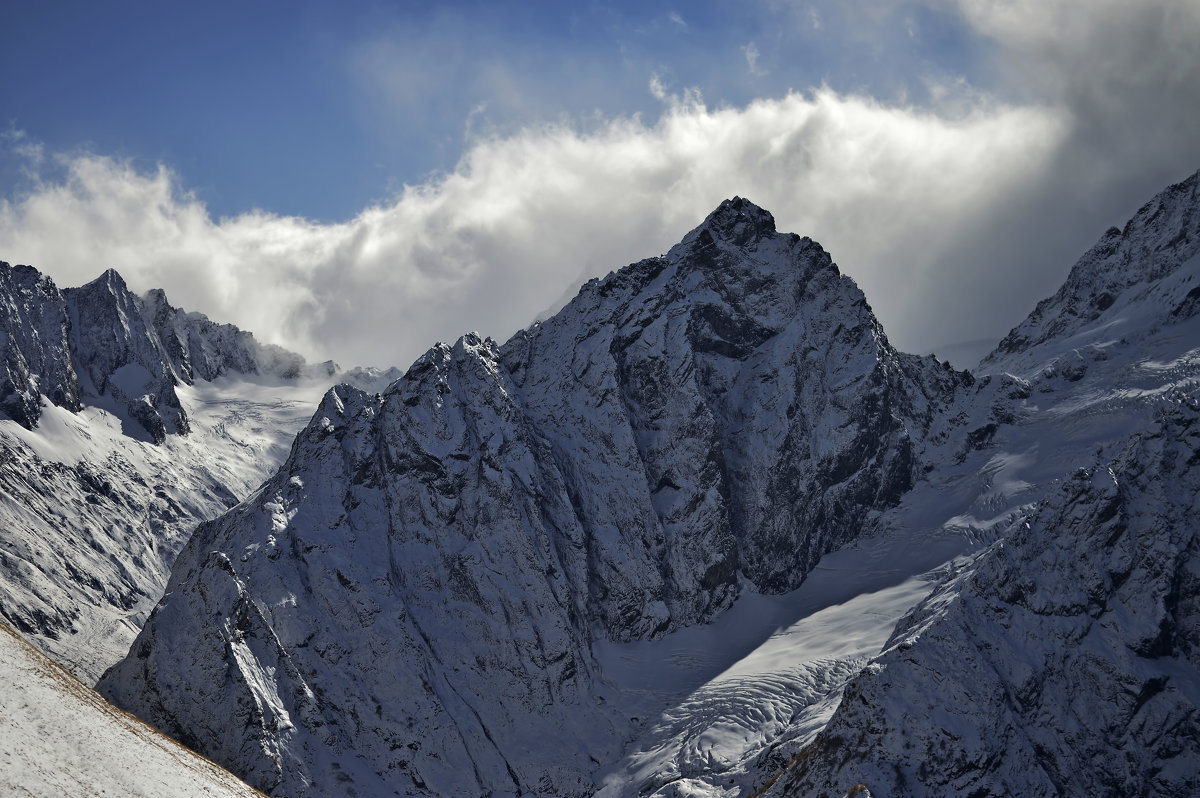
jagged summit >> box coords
[88,266,128,291]
[693,196,779,247]
[525,198,842,361]
[0,262,315,440]
[543,197,822,331]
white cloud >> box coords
[3,2,1197,371]
[2,128,46,177]
[951,0,1200,176]
[0,88,1067,369]
[743,42,767,76]
[648,74,668,102]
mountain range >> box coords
[0,264,397,681]
[4,169,1199,797]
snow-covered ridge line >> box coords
[0,261,329,441]
[0,372,331,682]
[763,402,1200,797]
[983,168,1200,374]
[754,167,1200,797]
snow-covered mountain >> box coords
[984,170,1200,370]
[90,169,1200,798]
[760,408,1200,798]
[0,264,345,681]
[99,199,967,797]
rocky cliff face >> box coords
[143,286,310,383]
[63,269,192,442]
[504,199,967,628]
[99,198,969,797]
[0,263,80,427]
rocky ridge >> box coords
[762,404,1200,797]
[985,169,1200,372]
[0,263,329,442]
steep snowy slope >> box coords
[0,263,345,682]
[752,169,1200,797]
[0,618,265,798]
[100,199,971,797]
[0,375,331,682]
[764,408,1200,798]
[984,168,1200,375]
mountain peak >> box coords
[696,196,777,247]
[983,166,1200,369]
[81,267,129,295]
[99,184,973,798]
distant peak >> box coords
[697,197,777,247]
[79,267,129,294]
[142,287,172,313]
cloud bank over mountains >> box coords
[1,0,1197,370]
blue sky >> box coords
[2,1,1199,369]
[1,1,986,221]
